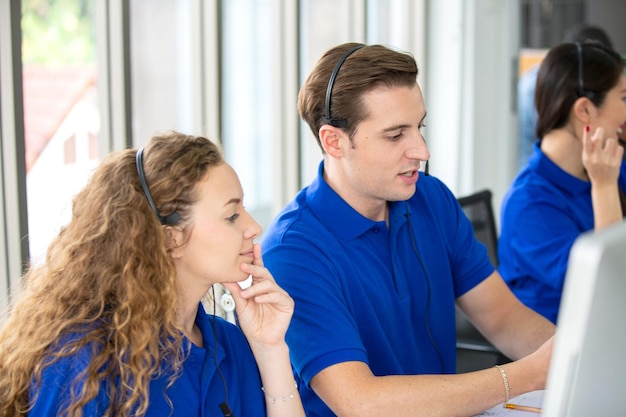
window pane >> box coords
[221,0,275,229]
[129,0,197,145]
[367,0,411,46]
[298,0,351,186]
[22,0,100,266]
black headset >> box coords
[404,202,444,373]
[322,45,365,128]
[135,148,181,225]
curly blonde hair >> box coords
[0,131,224,417]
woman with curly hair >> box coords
[0,131,305,417]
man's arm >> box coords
[308,271,555,417]
[310,338,552,417]
[456,271,556,360]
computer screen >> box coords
[542,220,626,416]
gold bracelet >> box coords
[261,381,298,405]
[494,364,510,403]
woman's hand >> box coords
[223,245,305,417]
[222,243,294,348]
[582,126,624,230]
[582,126,623,186]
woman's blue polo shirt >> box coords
[29,304,265,416]
[499,142,626,323]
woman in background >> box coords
[499,41,626,324]
[0,132,304,417]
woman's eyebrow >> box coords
[223,198,241,208]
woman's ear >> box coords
[572,96,597,124]
[166,226,185,259]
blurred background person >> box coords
[501,42,626,324]
[517,23,615,170]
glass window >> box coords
[129,0,198,145]
[22,0,100,266]
[298,0,353,186]
[220,0,275,229]
[367,0,412,47]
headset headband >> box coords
[136,148,180,225]
[322,45,365,128]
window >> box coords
[129,0,200,145]
[298,0,356,185]
[220,0,276,229]
[22,0,101,266]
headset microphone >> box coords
[219,402,234,417]
[422,136,430,176]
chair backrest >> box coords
[457,189,499,267]
[454,189,509,372]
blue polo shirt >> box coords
[499,142,626,323]
[30,304,265,416]
[262,162,493,417]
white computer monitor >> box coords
[542,220,626,416]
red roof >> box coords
[22,65,97,171]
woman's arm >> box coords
[583,126,624,230]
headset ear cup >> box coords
[220,292,236,313]
[161,211,181,225]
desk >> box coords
[474,390,544,416]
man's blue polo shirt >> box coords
[499,142,626,323]
[262,162,493,417]
[30,304,265,416]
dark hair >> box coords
[298,43,419,151]
[535,42,625,139]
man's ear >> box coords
[572,96,597,124]
[319,125,345,157]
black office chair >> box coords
[455,189,510,373]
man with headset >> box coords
[261,43,555,417]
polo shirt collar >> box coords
[534,141,589,196]
[306,161,407,241]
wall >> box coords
[587,0,626,53]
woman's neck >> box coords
[178,298,203,347]
[541,128,588,180]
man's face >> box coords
[332,84,430,219]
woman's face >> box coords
[172,162,261,293]
[593,73,626,140]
